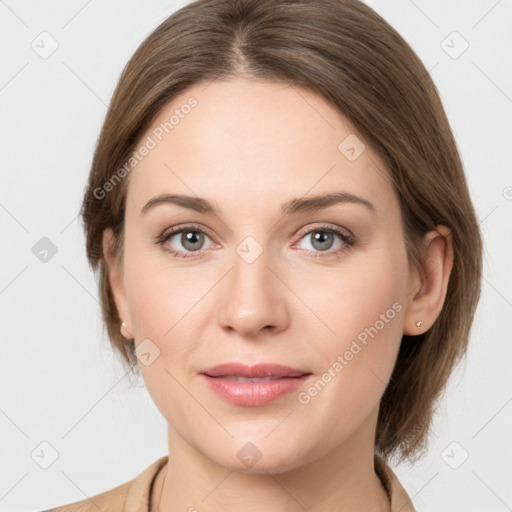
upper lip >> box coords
[201,363,310,378]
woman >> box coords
[45,0,482,510]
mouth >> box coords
[200,363,312,407]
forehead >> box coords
[125,78,396,217]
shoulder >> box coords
[42,456,168,512]
[42,480,131,512]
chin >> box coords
[199,436,311,475]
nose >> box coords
[217,243,290,338]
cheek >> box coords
[338,265,405,351]
[122,247,202,420]
[123,236,200,342]
[314,245,408,407]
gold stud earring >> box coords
[416,321,422,328]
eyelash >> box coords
[156,223,356,260]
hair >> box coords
[80,0,482,464]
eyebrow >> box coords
[141,191,376,217]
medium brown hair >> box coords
[81,0,482,463]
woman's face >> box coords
[108,78,417,472]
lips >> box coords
[200,363,312,407]
[201,363,310,379]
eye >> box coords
[157,223,355,260]
[293,225,355,257]
[157,224,214,259]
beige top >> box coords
[44,455,415,511]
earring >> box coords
[120,321,130,338]
[416,321,422,328]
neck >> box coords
[152,410,390,512]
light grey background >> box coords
[1,1,511,511]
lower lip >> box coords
[201,375,311,407]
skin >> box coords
[103,78,453,512]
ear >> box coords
[102,228,133,339]
[403,225,454,335]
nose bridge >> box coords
[217,234,289,335]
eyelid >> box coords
[294,222,354,241]
[158,222,216,241]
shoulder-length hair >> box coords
[81,0,482,463]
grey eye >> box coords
[309,231,335,251]
[179,231,206,251]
